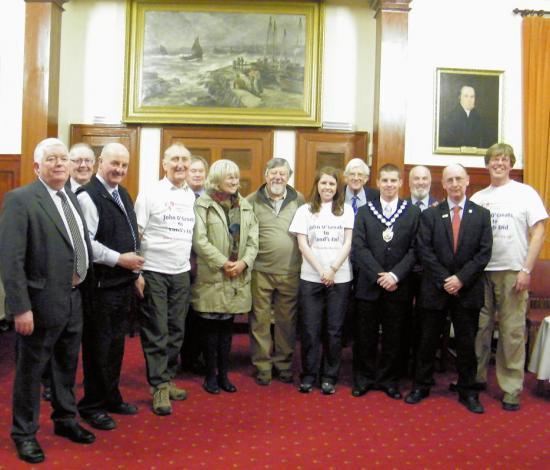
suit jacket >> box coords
[351,199,420,301]
[364,186,379,202]
[0,180,93,328]
[417,199,492,310]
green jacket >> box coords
[191,192,259,314]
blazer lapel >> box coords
[33,181,72,248]
[439,201,454,251]
[456,199,472,250]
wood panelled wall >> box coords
[0,155,21,208]
[403,165,524,201]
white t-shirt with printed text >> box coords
[135,177,196,274]
[471,180,548,271]
[289,202,354,283]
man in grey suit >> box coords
[0,138,95,463]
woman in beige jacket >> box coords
[191,160,259,394]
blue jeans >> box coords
[299,280,351,385]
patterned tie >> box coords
[415,200,423,210]
[351,196,359,215]
[384,204,392,217]
[452,205,461,253]
[112,189,137,250]
[56,191,87,280]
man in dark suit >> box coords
[351,163,420,400]
[0,138,96,463]
[405,164,492,414]
[344,158,378,215]
[77,142,144,430]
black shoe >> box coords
[54,422,95,444]
[351,386,369,398]
[321,382,336,395]
[459,395,484,414]
[84,412,117,431]
[449,382,487,392]
[218,376,237,393]
[502,401,520,412]
[106,402,138,415]
[0,319,10,332]
[275,370,293,384]
[405,388,429,405]
[382,386,402,400]
[203,378,221,394]
[42,386,52,402]
[299,383,313,394]
[15,438,45,464]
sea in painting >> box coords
[140,10,307,109]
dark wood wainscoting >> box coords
[0,155,21,208]
[403,164,524,201]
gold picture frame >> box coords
[123,0,323,126]
[434,68,504,155]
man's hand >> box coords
[223,260,247,278]
[135,274,145,299]
[513,271,530,293]
[444,275,463,295]
[14,311,34,336]
[117,252,145,271]
[377,272,397,291]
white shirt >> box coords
[39,178,89,271]
[380,197,398,217]
[77,174,124,266]
[345,186,367,210]
[411,195,430,211]
[471,180,548,271]
[447,196,466,220]
[135,177,195,274]
[289,202,354,283]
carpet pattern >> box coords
[0,331,548,469]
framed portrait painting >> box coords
[434,68,504,155]
[123,0,324,127]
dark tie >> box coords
[452,205,461,253]
[56,191,87,280]
[112,189,137,250]
[195,192,200,199]
[415,200,423,210]
[351,196,359,215]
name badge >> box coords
[442,214,449,218]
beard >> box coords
[269,183,285,196]
[411,187,429,200]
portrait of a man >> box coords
[435,69,503,154]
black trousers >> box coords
[413,300,480,396]
[78,283,133,417]
[180,307,203,368]
[12,289,82,442]
[299,280,351,385]
[353,297,408,389]
[200,316,235,379]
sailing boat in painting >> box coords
[182,36,203,61]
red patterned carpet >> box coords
[0,330,548,469]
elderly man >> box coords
[0,138,95,463]
[408,166,436,211]
[344,158,378,215]
[77,143,144,430]
[68,143,95,192]
[471,143,548,411]
[247,158,304,385]
[351,164,420,399]
[135,144,195,415]
[405,164,492,414]
[180,155,209,373]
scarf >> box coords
[210,190,241,262]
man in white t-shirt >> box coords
[134,144,196,416]
[471,143,548,411]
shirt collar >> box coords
[161,176,189,191]
[39,178,66,197]
[263,185,287,202]
[380,196,398,212]
[96,174,118,194]
[346,186,365,204]
[447,196,466,210]
[411,194,430,208]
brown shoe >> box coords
[152,384,172,416]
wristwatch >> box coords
[520,267,531,275]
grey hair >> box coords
[264,158,293,177]
[205,159,240,192]
[344,158,370,177]
[34,138,67,163]
[69,142,95,161]
[164,143,191,161]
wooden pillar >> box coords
[20,0,67,185]
[369,0,412,177]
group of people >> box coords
[0,138,547,464]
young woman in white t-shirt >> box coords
[289,167,354,395]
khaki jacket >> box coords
[191,192,259,314]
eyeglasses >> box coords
[70,158,95,165]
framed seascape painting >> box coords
[123,0,324,126]
[434,68,503,155]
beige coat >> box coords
[191,192,259,314]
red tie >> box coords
[452,205,461,253]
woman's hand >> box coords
[320,267,336,287]
[223,260,247,278]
